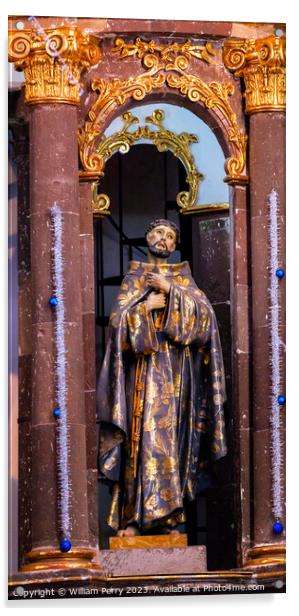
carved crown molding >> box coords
[8,27,101,105]
[223,36,286,114]
[78,37,248,186]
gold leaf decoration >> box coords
[112,37,216,66]
[79,37,248,186]
[8,27,101,105]
[223,35,286,113]
[91,109,203,214]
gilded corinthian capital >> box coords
[8,27,101,105]
[223,36,286,114]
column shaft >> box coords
[25,104,97,570]
[247,112,286,562]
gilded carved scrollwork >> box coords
[92,109,203,215]
[78,37,248,185]
[8,27,101,105]
[223,36,286,113]
[112,37,217,65]
[92,185,111,217]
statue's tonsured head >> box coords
[145,218,179,259]
[145,218,180,245]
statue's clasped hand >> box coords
[145,292,167,313]
[146,272,171,294]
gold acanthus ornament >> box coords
[78,37,248,185]
[8,27,101,105]
[92,109,203,216]
[223,35,286,114]
[112,36,217,64]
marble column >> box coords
[224,36,286,568]
[8,27,101,572]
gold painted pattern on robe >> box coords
[97,260,227,531]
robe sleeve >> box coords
[126,300,159,354]
[163,284,211,346]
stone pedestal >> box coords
[100,546,207,576]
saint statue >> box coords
[97,218,227,538]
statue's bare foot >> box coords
[169,529,180,535]
[117,525,140,537]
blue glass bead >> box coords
[53,408,61,418]
[275,269,285,279]
[60,538,71,552]
[272,521,284,535]
[277,395,286,405]
[49,296,58,307]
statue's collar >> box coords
[127,260,191,277]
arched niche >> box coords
[94,101,237,569]
[92,102,229,216]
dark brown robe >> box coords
[97,260,227,531]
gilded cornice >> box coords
[8,27,101,105]
[79,37,248,186]
[223,36,286,114]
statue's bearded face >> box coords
[146,224,177,258]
